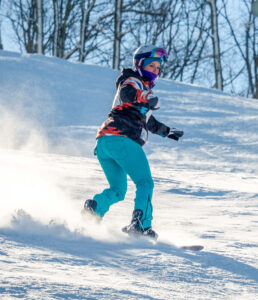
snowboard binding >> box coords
[122,209,158,240]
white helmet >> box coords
[133,45,168,71]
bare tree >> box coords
[52,0,58,56]
[79,0,97,62]
[166,1,209,81]
[77,0,113,62]
[113,0,122,69]
[133,1,210,85]
[120,0,169,68]
[50,0,79,58]
[206,0,223,90]
[6,0,50,54]
[49,0,113,62]
[36,0,43,53]
[0,0,3,49]
[7,0,38,53]
[222,0,257,98]
[246,0,258,98]
[2,0,256,99]
[112,0,142,69]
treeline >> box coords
[0,0,257,98]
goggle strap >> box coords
[135,49,168,62]
[135,58,144,69]
[135,52,151,60]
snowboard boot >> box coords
[84,199,97,214]
[122,209,158,240]
[82,199,101,223]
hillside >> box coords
[0,50,258,299]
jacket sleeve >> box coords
[119,77,152,107]
[147,115,170,136]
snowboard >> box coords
[180,245,204,251]
[122,228,204,251]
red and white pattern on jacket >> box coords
[96,69,169,146]
[112,77,152,110]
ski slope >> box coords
[0,50,258,299]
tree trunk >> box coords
[113,0,123,70]
[52,0,59,56]
[80,0,86,62]
[207,0,223,90]
[0,0,3,49]
[79,0,96,62]
[251,1,257,99]
[36,0,43,54]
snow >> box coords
[0,50,258,299]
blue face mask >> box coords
[141,69,158,81]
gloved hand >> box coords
[167,128,184,141]
[147,95,160,110]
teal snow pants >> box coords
[93,136,154,229]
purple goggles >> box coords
[135,48,168,62]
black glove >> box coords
[147,95,160,110]
[167,128,184,141]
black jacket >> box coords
[97,68,170,146]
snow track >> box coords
[0,51,258,299]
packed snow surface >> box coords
[0,51,258,299]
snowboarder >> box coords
[84,45,184,239]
